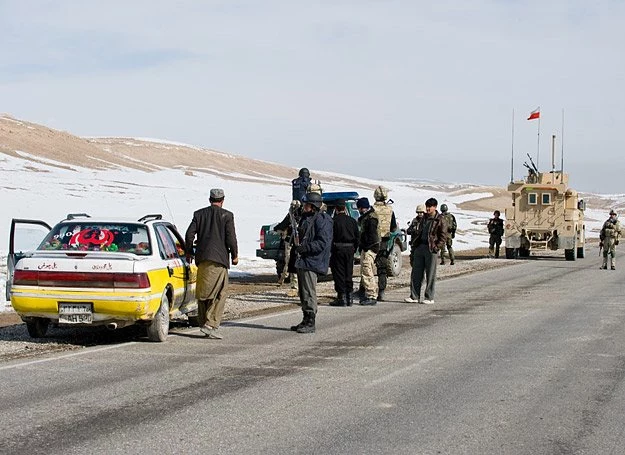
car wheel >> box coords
[577,246,585,258]
[147,291,170,342]
[389,244,403,277]
[565,248,576,261]
[25,318,49,338]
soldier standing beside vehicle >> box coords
[329,200,360,307]
[404,198,446,304]
[185,188,238,340]
[439,204,456,265]
[273,200,302,295]
[292,168,312,202]
[600,210,622,270]
[372,186,397,301]
[357,197,379,305]
[290,192,333,333]
[487,210,505,258]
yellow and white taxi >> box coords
[7,213,197,342]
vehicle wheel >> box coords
[389,244,403,277]
[505,248,517,259]
[25,318,49,338]
[565,249,576,261]
[147,291,170,342]
[577,246,585,258]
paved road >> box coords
[2,253,625,454]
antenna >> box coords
[510,108,515,183]
[561,108,565,174]
[163,194,177,226]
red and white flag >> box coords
[527,107,540,120]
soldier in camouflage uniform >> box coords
[371,186,397,301]
[439,204,456,265]
[487,210,505,258]
[600,210,622,270]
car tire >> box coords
[25,318,49,338]
[147,291,170,342]
[389,244,403,277]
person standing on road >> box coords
[357,197,379,305]
[185,188,238,340]
[439,204,456,265]
[273,199,302,295]
[405,198,447,304]
[487,210,505,258]
[290,192,333,333]
[372,186,397,301]
[600,209,622,270]
[330,200,360,307]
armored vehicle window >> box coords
[528,193,538,205]
[542,193,552,205]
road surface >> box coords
[1,253,624,454]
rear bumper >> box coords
[256,249,282,261]
[10,286,162,323]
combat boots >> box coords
[296,313,315,333]
[330,293,347,307]
[377,289,385,302]
[346,292,353,306]
[290,312,309,331]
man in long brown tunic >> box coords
[185,188,238,339]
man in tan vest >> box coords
[371,186,397,301]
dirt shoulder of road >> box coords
[0,249,513,362]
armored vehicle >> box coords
[504,160,586,261]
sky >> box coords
[0,141,611,312]
[1,1,624,193]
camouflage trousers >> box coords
[602,238,617,268]
[440,238,455,263]
[360,249,377,300]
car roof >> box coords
[55,214,168,225]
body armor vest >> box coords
[372,202,393,239]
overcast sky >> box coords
[1,1,624,193]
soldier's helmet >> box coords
[373,185,388,202]
[290,200,302,211]
[494,210,500,216]
[303,192,323,209]
[440,204,448,213]
[610,209,617,216]
[416,204,426,213]
[299,168,310,178]
[308,182,322,195]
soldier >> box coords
[329,200,359,306]
[356,197,379,305]
[273,200,302,295]
[439,204,456,265]
[372,186,397,301]
[487,210,505,258]
[290,192,333,333]
[292,168,312,202]
[600,209,622,270]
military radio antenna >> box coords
[561,108,565,174]
[510,108,515,183]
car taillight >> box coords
[13,270,38,286]
[12,271,151,289]
[260,228,265,249]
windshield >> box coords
[39,223,152,255]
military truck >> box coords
[256,191,407,277]
[504,160,586,261]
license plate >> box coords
[58,303,93,324]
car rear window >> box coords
[39,223,152,255]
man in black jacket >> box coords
[185,188,238,339]
[357,197,379,306]
[329,200,359,307]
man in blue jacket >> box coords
[290,192,333,333]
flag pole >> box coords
[536,115,541,169]
[510,108,515,183]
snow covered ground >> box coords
[0,149,609,312]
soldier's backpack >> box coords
[445,213,457,238]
